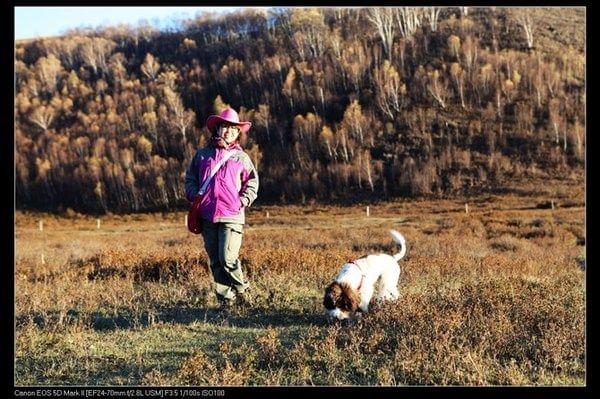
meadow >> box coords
[14,178,585,386]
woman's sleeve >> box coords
[240,153,259,207]
[184,152,200,202]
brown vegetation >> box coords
[15,179,585,385]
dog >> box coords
[323,229,407,322]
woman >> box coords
[185,108,259,308]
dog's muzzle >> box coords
[327,308,350,321]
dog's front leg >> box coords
[358,286,374,313]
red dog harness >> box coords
[348,260,366,292]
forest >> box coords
[14,7,585,213]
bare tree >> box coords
[43,37,78,69]
[513,8,536,50]
[289,8,328,60]
[141,53,161,81]
[292,112,322,159]
[366,8,395,60]
[78,37,116,76]
[476,63,494,105]
[108,52,128,88]
[449,62,466,109]
[360,149,375,192]
[530,55,547,108]
[461,35,479,78]
[424,7,441,32]
[130,20,158,48]
[426,69,448,109]
[543,61,562,98]
[162,86,196,142]
[374,60,405,119]
[29,105,57,132]
[548,98,563,145]
[157,69,179,91]
[393,7,424,39]
[341,40,368,92]
[35,54,63,95]
[447,34,461,60]
[327,27,343,60]
[340,99,369,145]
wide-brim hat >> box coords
[206,108,252,134]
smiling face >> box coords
[218,123,241,144]
[323,282,361,321]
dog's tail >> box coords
[389,229,407,261]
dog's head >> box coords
[323,282,361,321]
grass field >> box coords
[14,178,585,386]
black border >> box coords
[9,1,591,398]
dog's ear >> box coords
[323,283,339,310]
[338,283,360,312]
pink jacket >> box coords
[185,143,259,224]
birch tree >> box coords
[78,37,116,76]
[394,7,424,39]
[141,53,161,81]
[162,86,196,142]
[374,60,405,119]
[35,54,63,95]
[366,8,395,60]
[425,7,441,32]
[29,105,57,132]
[513,8,536,50]
[426,69,448,109]
[449,62,466,109]
[548,98,563,145]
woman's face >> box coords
[218,123,241,144]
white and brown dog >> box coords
[323,230,407,322]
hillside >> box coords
[14,7,585,213]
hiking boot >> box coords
[218,296,235,308]
[236,289,253,307]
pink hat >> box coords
[206,108,252,134]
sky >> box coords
[14,6,252,40]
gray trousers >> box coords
[202,222,249,301]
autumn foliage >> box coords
[15,7,585,213]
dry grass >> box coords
[15,180,585,386]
